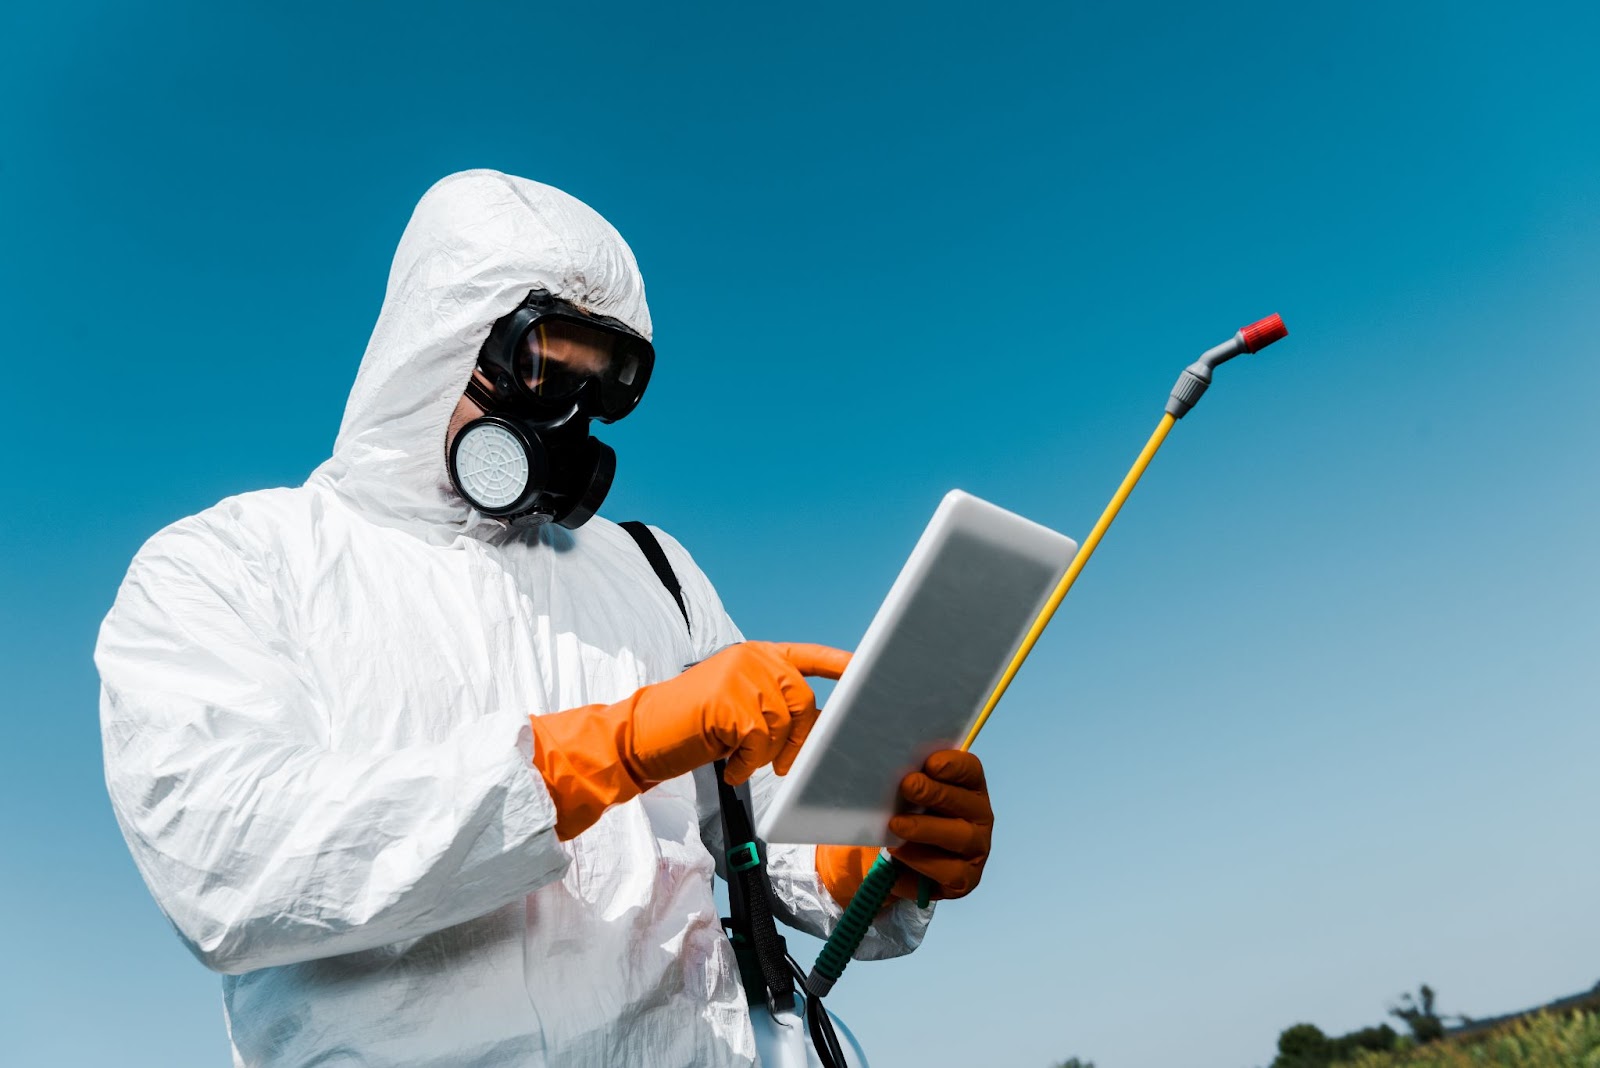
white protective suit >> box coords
[97,170,931,1068]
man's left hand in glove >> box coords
[816,749,994,906]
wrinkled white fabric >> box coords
[97,170,930,1068]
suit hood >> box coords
[309,170,652,541]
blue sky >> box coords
[3,2,1598,1066]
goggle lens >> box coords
[515,318,651,419]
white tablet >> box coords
[757,490,1078,846]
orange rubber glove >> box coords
[816,749,993,906]
[529,641,850,840]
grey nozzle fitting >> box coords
[1165,332,1248,419]
[1166,365,1209,418]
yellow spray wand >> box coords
[806,314,1290,997]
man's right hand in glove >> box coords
[529,641,850,840]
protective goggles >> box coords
[475,292,654,422]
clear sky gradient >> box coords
[3,3,1598,1066]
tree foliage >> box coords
[1272,1022,1401,1068]
[1389,984,1447,1044]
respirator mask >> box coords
[448,291,655,528]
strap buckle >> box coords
[728,840,761,873]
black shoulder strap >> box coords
[711,755,795,1013]
[618,521,691,634]
[619,520,795,1013]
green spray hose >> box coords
[808,851,903,996]
[804,313,1290,999]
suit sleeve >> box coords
[96,520,569,975]
[652,528,934,961]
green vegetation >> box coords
[1266,981,1600,1068]
[1051,984,1600,1068]
[1273,1021,1406,1066]
[1344,1011,1600,1067]
[1273,984,1453,1067]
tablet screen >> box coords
[758,491,1077,846]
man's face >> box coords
[445,373,490,458]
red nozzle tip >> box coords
[1239,313,1288,353]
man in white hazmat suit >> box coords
[97,170,996,1067]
